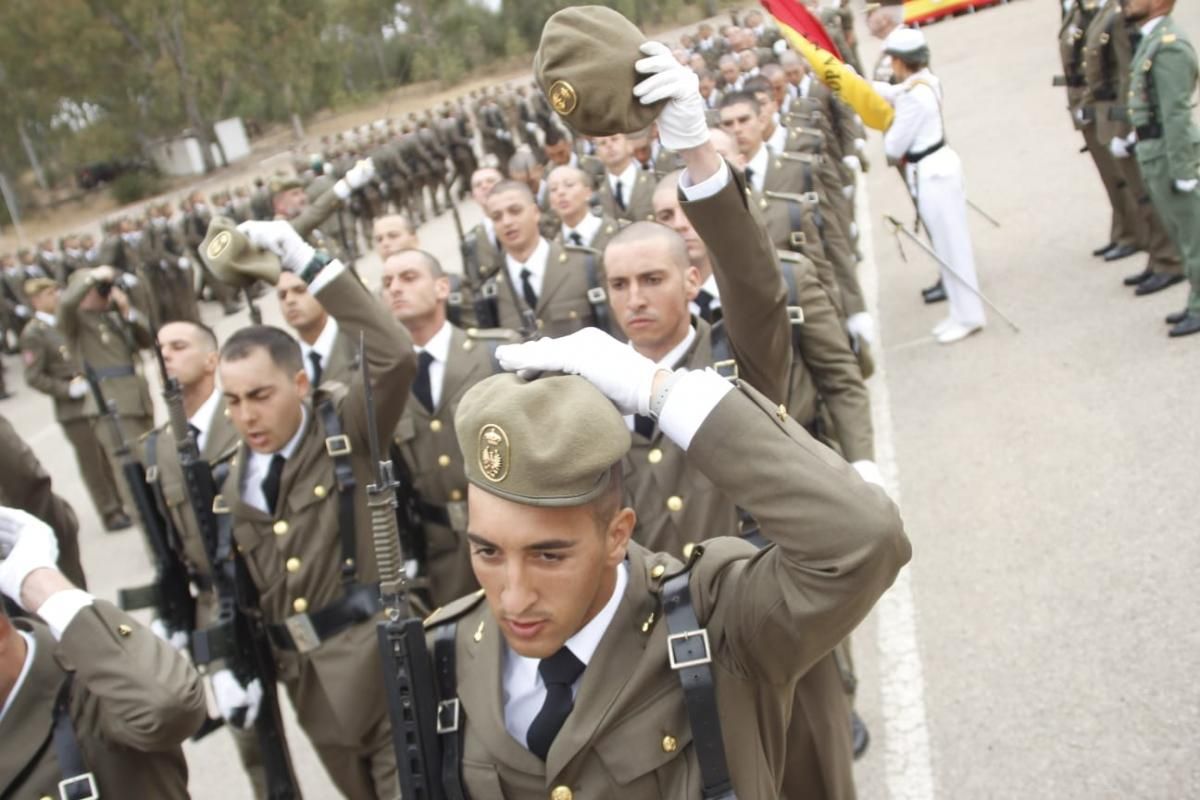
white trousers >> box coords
[908,148,986,327]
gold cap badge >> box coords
[549,80,578,116]
[207,230,232,260]
[478,424,510,483]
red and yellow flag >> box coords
[759,0,896,131]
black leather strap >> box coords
[316,398,359,590]
[578,249,611,334]
[52,676,98,800]
[662,572,736,800]
[906,139,945,164]
[264,582,382,651]
[90,364,135,380]
[434,623,468,800]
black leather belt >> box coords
[91,364,135,379]
[1136,122,1163,141]
[265,583,381,653]
[906,139,945,164]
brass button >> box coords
[682,542,695,559]
[313,485,327,499]
[117,623,133,637]
[666,495,683,512]
[438,454,451,468]
[650,564,666,579]
[286,557,301,573]
[463,339,474,351]
[777,404,788,422]
[536,318,545,330]
[224,408,232,418]
[558,252,568,263]
[647,448,663,464]
[449,489,463,501]
[661,734,678,753]
[430,419,443,432]
[568,310,578,319]
[293,597,308,614]
[273,520,289,536]
[551,787,572,800]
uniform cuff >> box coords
[38,589,94,640]
[678,160,730,202]
[307,259,346,294]
[657,368,734,451]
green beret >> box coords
[455,373,631,507]
[534,6,666,137]
[23,277,57,297]
[270,175,305,195]
[198,216,281,289]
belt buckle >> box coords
[447,291,464,306]
[325,435,352,457]
[437,697,461,734]
[800,192,820,206]
[59,772,98,800]
[446,500,468,532]
[145,465,159,483]
[284,613,321,654]
[667,629,712,670]
[787,306,805,326]
[712,359,738,383]
[586,286,607,304]
[789,232,807,247]
[481,281,499,299]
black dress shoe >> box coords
[1166,309,1189,324]
[104,511,133,532]
[852,711,870,760]
[1123,267,1153,286]
[922,280,947,304]
[1103,244,1140,262]
[1168,312,1200,338]
[1092,242,1118,257]
[1134,273,1184,296]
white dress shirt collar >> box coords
[35,311,56,327]
[0,631,35,726]
[241,405,309,513]
[609,161,639,203]
[1141,16,1166,36]
[299,317,340,382]
[415,320,453,410]
[189,387,222,453]
[746,143,770,193]
[799,73,813,98]
[766,123,788,157]
[482,218,499,250]
[505,237,551,300]
[562,212,602,247]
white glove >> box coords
[634,41,710,151]
[150,617,190,651]
[525,122,539,134]
[851,460,885,488]
[495,328,661,415]
[1174,178,1198,193]
[846,312,876,346]
[67,376,88,399]
[0,507,60,603]
[405,559,420,580]
[841,183,855,199]
[211,669,263,730]
[236,220,316,272]
[1073,107,1085,124]
[842,155,862,172]
[773,38,789,56]
[497,130,511,141]
[1109,136,1130,159]
[854,138,867,154]
[14,304,30,319]
[177,256,191,270]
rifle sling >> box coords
[316,397,359,591]
[435,623,468,800]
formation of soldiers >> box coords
[28,0,1199,795]
[1058,0,1200,337]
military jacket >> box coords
[596,167,657,223]
[1060,1,1098,128]
[1130,15,1200,181]
[1082,0,1128,143]
[220,268,413,746]
[20,317,89,422]
[552,214,624,255]
[757,187,843,316]
[0,603,206,800]
[490,240,608,338]
[424,381,910,799]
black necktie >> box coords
[695,289,715,323]
[520,267,538,309]
[188,423,201,448]
[568,231,583,246]
[308,351,323,387]
[526,646,586,761]
[614,179,626,211]
[744,166,755,189]
[633,414,655,440]
[413,350,435,412]
[261,454,286,515]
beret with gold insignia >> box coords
[199,216,281,289]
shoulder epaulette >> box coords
[463,326,521,343]
[1162,33,1177,45]
[424,588,487,630]
[562,243,601,256]
[788,126,824,138]
[779,151,820,165]
[763,189,819,205]
[777,250,808,264]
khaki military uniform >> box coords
[553,214,624,255]
[596,167,657,223]
[145,222,202,323]
[220,268,414,799]
[183,207,241,314]
[758,187,844,316]
[425,379,910,799]
[19,316,124,523]
[488,240,609,338]
[0,602,207,799]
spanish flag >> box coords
[760,0,896,131]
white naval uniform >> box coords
[883,69,986,328]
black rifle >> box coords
[361,332,445,800]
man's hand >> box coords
[0,507,60,607]
[634,41,710,152]
[91,265,117,284]
[109,286,131,317]
[843,154,863,172]
[1109,136,1130,159]
[334,158,377,200]
[68,376,89,400]
[495,328,664,415]
[237,220,316,273]
[211,669,263,730]
[150,618,191,651]
[1174,178,1198,193]
[846,312,876,346]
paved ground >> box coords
[2,1,1199,798]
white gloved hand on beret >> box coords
[634,41,710,151]
[0,507,60,606]
[236,220,315,273]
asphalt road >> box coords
[2,1,1198,798]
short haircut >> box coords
[779,50,803,68]
[486,180,535,205]
[606,220,690,271]
[220,325,303,375]
[388,249,445,279]
[591,462,624,530]
[508,151,539,175]
[761,64,784,81]
[719,91,762,114]
[170,320,219,353]
[544,125,566,147]
[547,164,593,189]
[375,213,414,235]
[718,54,737,68]
[742,75,772,97]
[895,51,931,71]
[695,68,714,82]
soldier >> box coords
[182,192,242,316]
[19,278,129,532]
[0,508,207,799]
[205,218,415,798]
[380,249,517,607]
[0,415,87,587]
[547,164,624,253]
[60,234,90,283]
[58,265,158,513]
[482,180,611,337]
[373,213,421,259]
[251,177,274,220]
[35,238,64,283]
[276,270,359,389]
[439,103,478,202]
[147,203,202,323]
[461,165,507,285]
[695,21,730,70]
[1123,0,1200,336]
[594,133,658,222]
[508,150,557,238]
[1,253,34,350]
